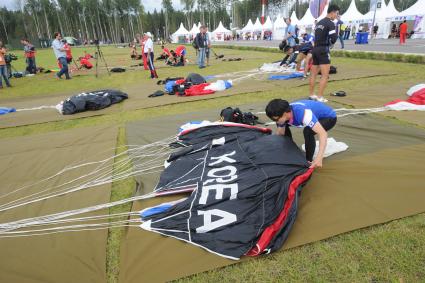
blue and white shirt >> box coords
[288,100,336,128]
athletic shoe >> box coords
[309,94,318,100]
[317,96,328,103]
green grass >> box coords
[1,45,425,283]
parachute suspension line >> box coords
[0,224,142,238]
[16,105,57,112]
[0,135,175,202]
[0,192,158,233]
[0,136,176,213]
[258,107,389,125]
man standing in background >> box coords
[52,32,71,80]
[21,38,36,74]
[309,4,340,103]
[144,32,158,79]
[285,18,296,47]
[0,41,12,88]
[205,26,211,66]
[399,20,408,45]
[195,26,208,68]
[336,15,345,49]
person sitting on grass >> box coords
[279,45,298,68]
[130,43,142,60]
[296,33,314,78]
[265,98,337,168]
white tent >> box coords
[385,0,400,19]
[341,0,364,23]
[360,0,386,22]
[211,21,232,41]
[290,11,299,25]
[374,0,400,38]
[398,0,425,17]
[171,23,189,43]
[189,23,200,36]
[263,16,273,31]
[298,7,316,27]
[273,16,287,40]
[397,0,425,38]
[253,18,263,32]
[242,19,254,33]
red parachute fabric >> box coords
[184,83,215,96]
[385,87,425,106]
[246,168,314,256]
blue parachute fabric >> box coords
[141,203,174,218]
[269,73,304,80]
[0,107,16,115]
[165,80,177,93]
[224,80,232,89]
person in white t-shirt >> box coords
[143,32,158,79]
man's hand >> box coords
[309,157,323,168]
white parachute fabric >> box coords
[302,137,349,159]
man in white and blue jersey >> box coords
[266,98,337,168]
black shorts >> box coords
[312,46,330,65]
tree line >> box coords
[0,0,418,48]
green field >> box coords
[1,45,424,283]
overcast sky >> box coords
[1,0,183,12]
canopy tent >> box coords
[171,23,189,43]
[211,21,232,41]
[373,0,401,38]
[273,16,287,40]
[397,0,425,38]
[242,19,254,33]
[398,0,425,17]
[290,11,299,25]
[189,23,200,36]
[262,16,273,31]
[341,0,365,23]
[298,7,316,27]
[253,18,263,32]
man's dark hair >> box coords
[283,45,293,53]
[403,20,407,23]
[21,38,28,42]
[327,4,340,14]
[54,32,60,38]
[265,99,291,120]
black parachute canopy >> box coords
[140,123,313,260]
[59,89,128,115]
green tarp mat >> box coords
[120,107,425,282]
[0,126,118,283]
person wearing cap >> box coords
[143,32,158,79]
[265,98,337,168]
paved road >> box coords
[213,38,425,55]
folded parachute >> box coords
[56,89,128,115]
[140,123,313,260]
[385,86,425,111]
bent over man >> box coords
[266,98,337,168]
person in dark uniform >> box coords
[309,4,340,103]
